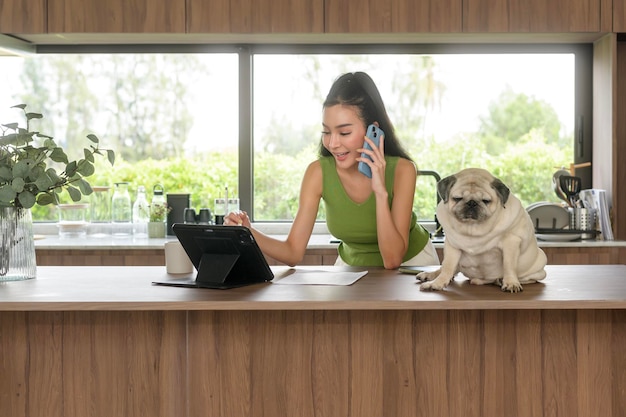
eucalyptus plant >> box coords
[0,104,115,209]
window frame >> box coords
[35,42,593,224]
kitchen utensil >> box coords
[552,169,570,205]
[559,175,582,207]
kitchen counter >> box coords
[1,265,625,417]
[2,264,626,310]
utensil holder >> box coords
[568,207,597,240]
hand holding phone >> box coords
[358,124,383,178]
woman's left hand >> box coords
[360,133,386,193]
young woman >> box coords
[224,71,439,269]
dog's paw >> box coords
[500,278,523,293]
[416,271,439,282]
[419,278,449,291]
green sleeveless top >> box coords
[320,156,430,266]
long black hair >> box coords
[318,71,413,162]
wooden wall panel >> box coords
[36,249,166,266]
[0,312,188,417]
[36,246,624,267]
[0,0,46,33]
[47,0,186,32]
[464,0,602,32]
[614,0,626,31]
[325,0,461,33]
[185,310,626,417]
[187,0,324,33]
[2,309,626,416]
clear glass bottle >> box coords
[111,182,132,237]
[150,184,166,221]
[132,185,149,238]
[89,186,111,237]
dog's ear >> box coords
[491,178,510,206]
[437,175,457,203]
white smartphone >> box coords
[358,124,383,178]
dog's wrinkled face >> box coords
[437,168,510,224]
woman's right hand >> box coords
[223,210,251,228]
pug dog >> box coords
[417,168,546,293]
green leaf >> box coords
[16,190,36,208]
[77,160,95,176]
[11,177,25,192]
[12,159,34,178]
[67,186,82,202]
[0,184,17,205]
[86,134,99,144]
[0,132,19,146]
[11,104,26,110]
[25,112,43,121]
[49,147,69,164]
[107,150,116,166]
[76,178,93,195]
[28,165,44,182]
[36,192,55,206]
[46,168,61,183]
[84,148,94,163]
[0,165,12,181]
[34,172,54,191]
[65,161,77,177]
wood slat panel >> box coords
[326,0,461,33]
[36,246,624,268]
[2,309,626,416]
[464,0,601,32]
[47,0,186,32]
[615,0,626,31]
[0,0,46,33]
[187,0,323,33]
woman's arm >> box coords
[373,158,417,269]
[224,161,323,267]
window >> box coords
[251,45,590,223]
[1,44,591,226]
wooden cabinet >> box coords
[47,0,186,32]
[187,0,324,33]
[325,0,461,33]
[36,245,626,267]
[615,0,626,31]
[0,0,46,33]
[463,0,605,32]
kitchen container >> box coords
[58,203,89,238]
[568,207,597,240]
[166,193,190,236]
[89,186,111,237]
[111,182,132,237]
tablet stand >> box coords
[196,253,240,284]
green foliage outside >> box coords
[11,53,573,224]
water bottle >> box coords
[132,185,150,238]
[111,182,132,237]
[150,184,166,222]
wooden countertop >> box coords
[1,264,625,311]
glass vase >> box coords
[0,207,37,281]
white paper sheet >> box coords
[272,269,368,286]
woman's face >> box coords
[321,104,366,170]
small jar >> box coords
[57,203,89,238]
